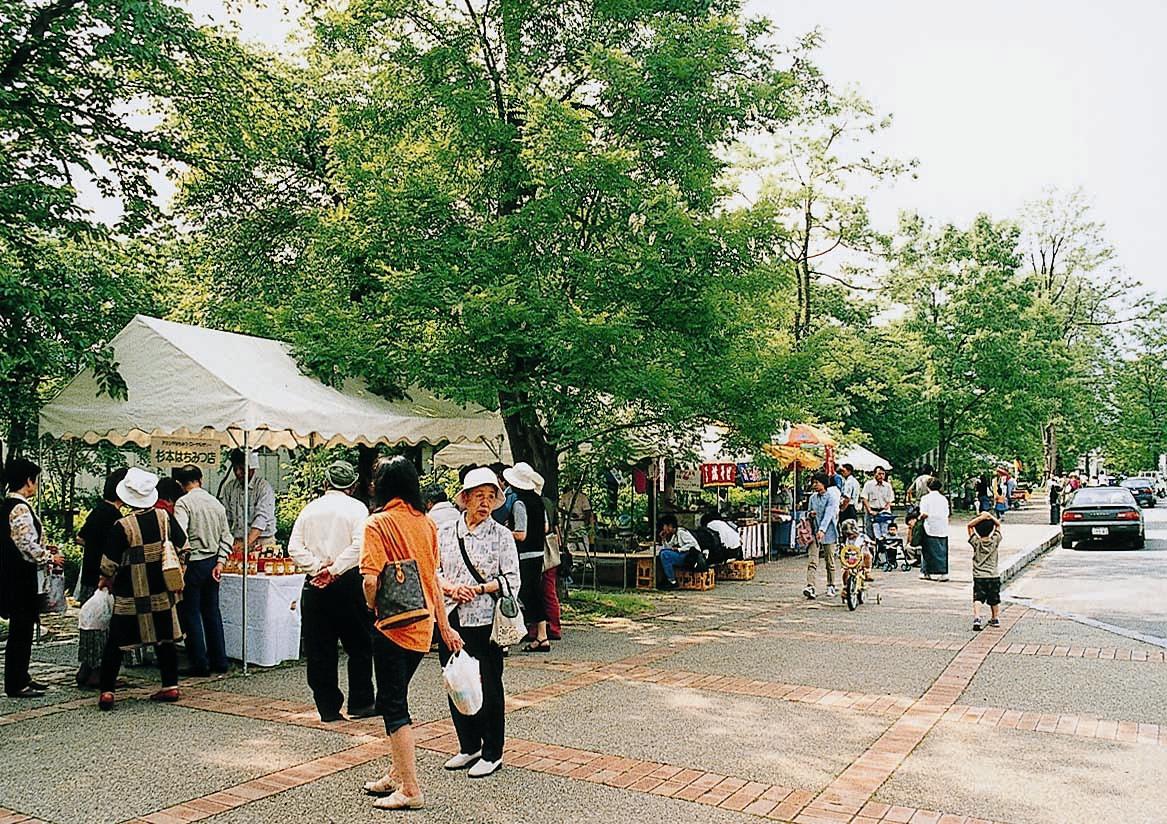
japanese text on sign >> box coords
[700,462,738,488]
[151,436,221,470]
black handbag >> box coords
[373,559,430,631]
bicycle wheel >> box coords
[856,572,865,605]
[845,573,857,611]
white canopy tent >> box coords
[433,439,513,469]
[837,444,893,473]
[39,315,505,670]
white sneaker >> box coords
[443,750,482,770]
[803,586,816,599]
[935,575,949,582]
[826,585,837,598]
[468,758,502,778]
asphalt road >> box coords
[1006,501,1167,644]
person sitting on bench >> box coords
[657,514,702,590]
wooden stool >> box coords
[675,568,716,591]
[715,560,756,581]
[635,557,656,590]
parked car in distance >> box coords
[1120,477,1156,508]
[1061,486,1145,549]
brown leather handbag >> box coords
[374,559,429,631]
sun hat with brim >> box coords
[503,462,540,492]
[117,467,160,509]
[326,460,358,489]
[458,466,505,507]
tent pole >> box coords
[766,471,772,564]
[242,430,250,676]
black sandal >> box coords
[523,640,551,653]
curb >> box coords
[1000,528,1061,584]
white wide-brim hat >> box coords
[117,466,160,509]
[503,462,541,492]
[457,467,505,508]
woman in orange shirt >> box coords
[360,457,462,811]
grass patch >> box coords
[562,588,653,620]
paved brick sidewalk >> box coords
[3,518,1165,824]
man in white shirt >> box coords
[917,477,950,582]
[700,511,742,560]
[839,464,862,525]
[657,514,701,589]
[286,461,374,722]
[423,486,461,529]
[861,466,895,541]
[907,464,934,504]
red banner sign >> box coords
[700,462,738,488]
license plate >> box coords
[1091,527,1109,536]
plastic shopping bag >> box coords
[442,650,483,716]
[41,570,67,614]
[78,589,114,631]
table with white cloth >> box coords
[219,573,305,667]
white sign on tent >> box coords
[151,434,221,470]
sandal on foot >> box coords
[363,775,399,796]
[98,692,115,711]
[372,790,424,810]
[523,640,551,653]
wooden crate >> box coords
[715,560,755,581]
[635,557,656,590]
[675,568,716,591]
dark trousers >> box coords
[301,569,374,716]
[100,639,177,691]
[4,603,36,695]
[438,612,505,762]
[371,631,424,734]
[518,556,547,624]
[1050,504,1061,525]
[178,557,228,672]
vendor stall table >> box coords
[220,573,305,667]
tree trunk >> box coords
[1042,420,1057,481]
[499,390,558,503]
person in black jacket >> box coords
[74,468,127,688]
[503,463,550,653]
[1,458,64,698]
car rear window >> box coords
[1070,488,1137,506]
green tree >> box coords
[1097,318,1167,473]
[882,213,1069,480]
[742,85,915,340]
[166,1,812,498]
[1019,186,1155,477]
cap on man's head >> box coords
[326,461,358,489]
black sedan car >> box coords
[1120,477,1157,508]
[1061,486,1145,549]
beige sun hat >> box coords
[503,462,540,492]
[457,466,505,508]
[117,467,160,509]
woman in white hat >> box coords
[502,462,552,653]
[434,467,520,779]
[96,467,188,710]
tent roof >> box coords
[837,444,892,472]
[433,439,513,470]
[39,315,504,450]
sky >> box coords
[107,0,1167,296]
[753,0,1167,295]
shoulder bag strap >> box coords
[457,534,487,585]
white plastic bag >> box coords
[78,589,114,632]
[442,650,483,716]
